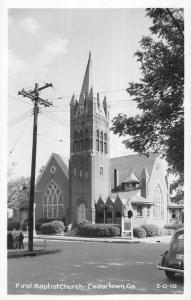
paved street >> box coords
[8,240,183,295]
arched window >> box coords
[85,128,89,136]
[98,212,104,218]
[74,131,78,140]
[43,179,63,219]
[115,211,122,218]
[114,169,118,189]
[80,130,83,139]
[74,131,78,152]
[154,184,164,218]
[100,131,103,153]
[84,129,89,150]
[74,141,78,152]
[106,211,112,218]
[96,129,99,151]
[79,140,82,152]
[79,130,83,152]
[104,133,107,154]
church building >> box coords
[35,53,169,228]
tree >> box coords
[39,165,45,175]
[8,164,30,208]
[111,8,184,201]
[8,176,30,208]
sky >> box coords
[8,8,153,179]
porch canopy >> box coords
[95,194,133,224]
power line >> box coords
[8,109,33,128]
[40,109,70,125]
[40,98,137,110]
[8,110,33,127]
[39,111,70,127]
[9,94,33,106]
[9,91,137,110]
[47,87,130,102]
[9,115,32,156]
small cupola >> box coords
[122,171,140,191]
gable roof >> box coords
[36,153,69,186]
[111,153,157,182]
[123,171,140,183]
[52,153,69,176]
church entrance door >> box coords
[77,202,86,224]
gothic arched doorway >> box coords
[77,202,86,224]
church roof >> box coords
[130,194,154,205]
[111,190,153,206]
[36,153,69,186]
[79,51,93,101]
[111,153,157,181]
[52,153,69,175]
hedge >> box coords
[133,227,146,238]
[77,219,91,230]
[141,224,159,237]
[21,221,43,231]
[78,223,120,237]
[41,220,65,234]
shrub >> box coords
[77,219,91,230]
[78,223,120,237]
[141,224,159,237]
[41,220,65,234]
[21,220,28,231]
[7,221,20,231]
[157,227,167,236]
[7,230,18,249]
[35,222,43,231]
[20,220,43,231]
[133,227,146,238]
[7,232,14,249]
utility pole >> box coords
[18,83,53,251]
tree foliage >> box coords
[8,163,30,208]
[111,8,184,201]
[8,176,30,208]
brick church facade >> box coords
[35,53,169,228]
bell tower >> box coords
[69,52,110,224]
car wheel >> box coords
[165,270,175,280]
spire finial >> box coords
[89,51,91,59]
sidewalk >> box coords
[25,232,172,244]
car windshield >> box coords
[171,232,184,252]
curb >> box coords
[22,233,172,244]
[33,235,141,244]
[8,248,61,259]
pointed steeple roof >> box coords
[70,94,75,105]
[123,171,140,183]
[141,167,149,178]
[79,51,93,101]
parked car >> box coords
[157,228,184,279]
